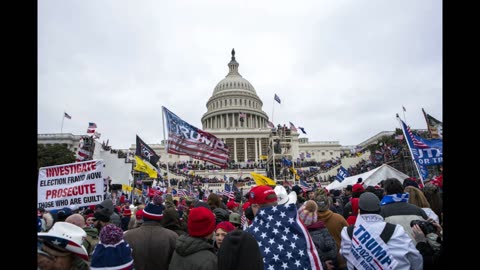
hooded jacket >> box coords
[168,235,217,270]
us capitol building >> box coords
[39,50,360,165]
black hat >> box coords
[94,208,111,222]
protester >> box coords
[214,221,235,250]
[65,213,99,256]
[169,206,217,270]
[380,178,428,243]
[90,224,134,269]
[38,222,89,270]
[124,195,178,269]
[217,230,263,270]
[340,192,423,270]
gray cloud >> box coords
[38,0,442,149]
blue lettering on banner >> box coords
[351,224,395,269]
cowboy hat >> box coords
[274,185,297,205]
[38,222,89,262]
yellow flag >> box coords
[134,156,158,178]
[122,184,133,192]
[134,188,142,195]
[260,155,268,160]
[250,172,276,186]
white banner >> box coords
[38,160,105,210]
[348,215,398,270]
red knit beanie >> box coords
[188,207,215,238]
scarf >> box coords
[380,193,409,206]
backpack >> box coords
[346,222,396,243]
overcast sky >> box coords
[38,0,442,150]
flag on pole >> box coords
[289,122,297,132]
[422,108,442,139]
[274,94,281,104]
[88,122,97,128]
[163,106,230,168]
[298,127,307,134]
[267,121,275,128]
[336,166,349,182]
[250,172,276,186]
[134,156,158,178]
[402,106,406,112]
[136,135,160,168]
[64,112,72,119]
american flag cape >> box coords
[246,204,323,270]
[163,106,229,168]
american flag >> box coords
[403,121,429,148]
[223,184,235,200]
[245,204,323,270]
[177,189,188,197]
[299,180,312,192]
[163,106,229,168]
[64,112,72,119]
[289,122,298,132]
[88,122,97,129]
[267,121,275,128]
[274,94,281,104]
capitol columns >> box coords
[255,137,258,162]
[244,138,248,162]
[234,138,237,162]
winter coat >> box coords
[317,209,348,269]
[307,220,337,269]
[168,235,217,270]
[124,221,178,270]
[82,226,99,256]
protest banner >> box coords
[38,160,105,210]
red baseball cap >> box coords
[248,185,277,205]
[226,200,240,210]
[352,183,365,193]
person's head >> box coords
[90,224,134,269]
[229,213,242,229]
[358,192,381,215]
[307,190,315,200]
[315,195,331,212]
[215,221,236,248]
[298,200,318,226]
[93,208,111,231]
[226,200,240,212]
[65,213,86,228]
[383,178,404,195]
[344,185,353,196]
[143,194,165,222]
[207,193,221,210]
[404,186,430,208]
[188,207,216,239]
[38,222,89,269]
[248,185,278,216]
[217,230,263,270]
[85,213,95,227]
[352,183,365,198]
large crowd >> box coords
[37,173,443,269]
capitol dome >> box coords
[202,49,269,131]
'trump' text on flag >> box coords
[163,106,230,168]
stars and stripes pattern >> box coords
[299,180,312,192]
[405,122,429,148]
[289,122,298,132]
[163,106,229,168]
[222,184,235,199]
[246,204,323,270]
[274,94,281,104]
[267,121,275,128]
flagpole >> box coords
[161,107,171,187]
[61,112,65,133]
[396,115,424,184]
[402,106,407,124]
[271,136,276,182]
